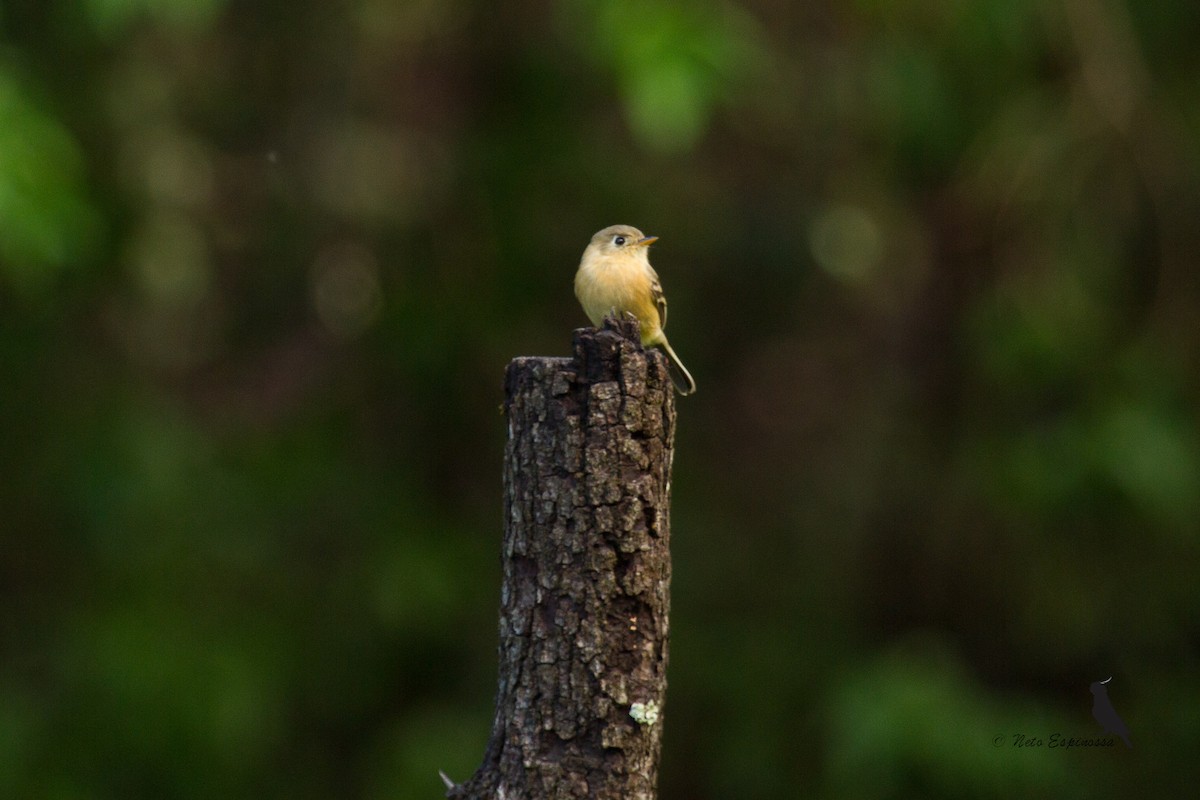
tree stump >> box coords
[448,315,676,800]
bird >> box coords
[1090,677,1132,748]
[574,225,696,395]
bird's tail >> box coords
[658,337,696,396]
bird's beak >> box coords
[636,235,658,247]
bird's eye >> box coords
[613,235,626,246]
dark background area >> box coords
[3,1,1198,797]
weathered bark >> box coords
[449,315,676,800]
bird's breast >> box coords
[576,259,646,323]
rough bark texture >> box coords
[449,315,676,800]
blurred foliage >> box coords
[2,0,1199,797]
[0,69,102,292]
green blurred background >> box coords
[3,0,1198,797]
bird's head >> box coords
[584,224,658,264]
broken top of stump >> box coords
[508,313,674,404]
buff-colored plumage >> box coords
[574,225,696,395]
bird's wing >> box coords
[648,267,667,329]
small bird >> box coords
[574,225,696,395]
[1090,677,1132,748]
